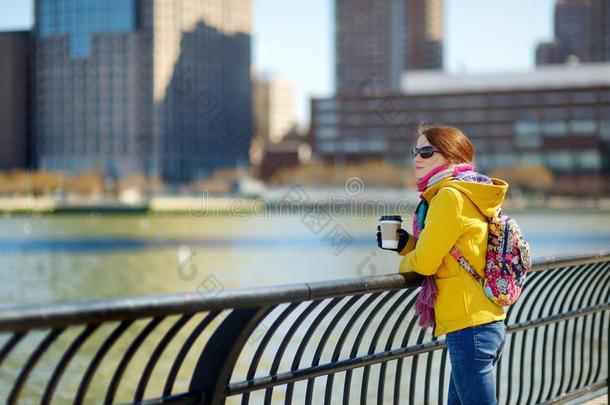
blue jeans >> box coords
[445,320,506,405]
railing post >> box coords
[188,306,271,405]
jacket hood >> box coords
[422,177,508,218]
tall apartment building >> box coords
[253,72,297,144]
[335,0,443,95]
[536,0,610,65]
[0,31,32,170]
[34,0,253,182]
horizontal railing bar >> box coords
[507,303,610,334]
[529,251,610,273]
[227,302,610,395]
[539,379,608,404]
[0,252,607,332]
[0,273,422,331]
[226,340,447,395]
[116,390,203,405]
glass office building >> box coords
[38,0,137,58]
[34,0,253,182]
[0,31,32,170]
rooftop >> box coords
[400,62,610,95]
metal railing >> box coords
[0,252,608,404]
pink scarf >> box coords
[412,163,474,329]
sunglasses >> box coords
[411,146,440,159]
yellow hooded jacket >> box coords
[398,177,509,337]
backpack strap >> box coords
[450,246,485,286]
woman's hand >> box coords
[377,226,409,252]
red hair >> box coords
[418,125,474,164]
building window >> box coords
[599,91,610,102]
[514,121,539,134]
[494,139,513,152]
[463,110,486,122]
[367,139,387,152]
[514,122,541,149]
[547,151,573,171]
[570,120,597,135]
[571,91,597,104]
[316,113,338,126]
[471,139,488,152]
[342,139,361,153]
[372,98,408,114]
[415,98,433,109]
[520,152,544,165]
[438,96,460,108]
[495,154,517,167]
[601,121,610,141]
[318,142,336,153]
[574,150,601,170]
[543,92,570,105]
[515,93,542,106]
[571,106,596,119]
[462,95,486,108]
[316,127,338,139]
[399,98,415,109]
[474,154,493,171]
[490,94,513,107]
[341,100,365,111]
[515,133,541,149]
[344,114,365,125]
[543,121,568,137]
[489,110,513,121]
[488,123,512,137]
[543,107,568,120]
[38,0,137,58]
[441,111,461,122]
[316,99,337,112]
[415,111,435,121]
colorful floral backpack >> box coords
[449,208,532,307]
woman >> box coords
[377,125,508,404]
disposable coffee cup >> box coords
[379,215,402,249]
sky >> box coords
[0,0,556,124]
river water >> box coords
[0,210,608,306]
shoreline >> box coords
[0,194,609,215]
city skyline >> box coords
[537,0,610,65]
[2,0,556,124]
[32,0,253,181]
